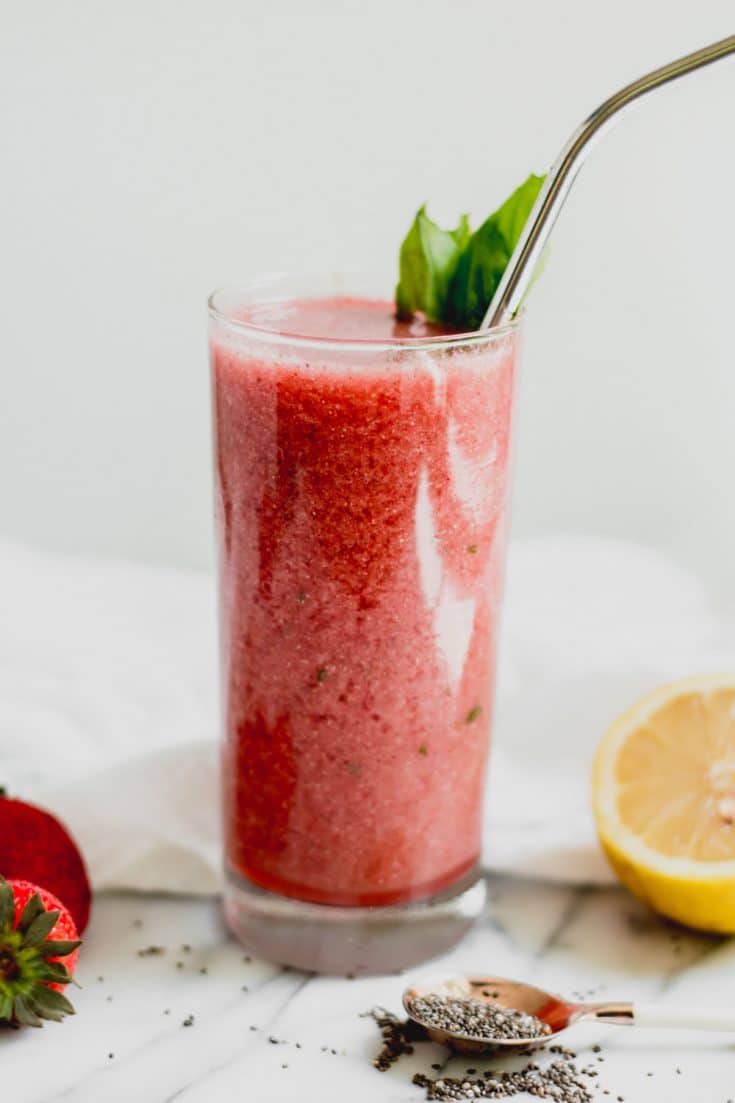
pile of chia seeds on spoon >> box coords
[408,994,552,1042]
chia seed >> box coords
[408,994,552,1043]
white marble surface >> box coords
[5,877,735,1103]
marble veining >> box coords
[4,877,735,1103]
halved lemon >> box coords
[592,673,735,933]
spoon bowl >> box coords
[403,974,577,1053]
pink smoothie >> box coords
[211,296,517,906]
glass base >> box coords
[223,864,486,975]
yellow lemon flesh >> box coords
[592,673,735,933]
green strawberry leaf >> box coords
[38,961,73,986]
[0,876,14,928]
[38,938,82,959]
[0,992,14,1022]
[29,985,75,1021]
[16,892,45,935]
[13,995,43,1028]
[22,908,60,948]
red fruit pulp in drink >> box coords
[211,297,517,906]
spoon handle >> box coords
[584,1000,735,1032]
[633,1002,735,1033]
[482,34,735,329]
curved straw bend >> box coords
[483,34,735,329]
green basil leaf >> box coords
[447,174,546,329]
[395,174,546,331]
[395,206,470,323]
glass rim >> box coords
[208,273,521,353]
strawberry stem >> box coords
[0,876,80,1027]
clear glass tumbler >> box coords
[208,274,520,974]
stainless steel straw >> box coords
[482,34,735,329]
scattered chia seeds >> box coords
[408,994,552,1043]
[182,1015,194,1027]
[412,1060,593,1101]
[365,1007,603,1103]
[137,945,165,957]
[364,1008,428,1070]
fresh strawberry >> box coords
[0,790,91,933]
[0,875,80,1027]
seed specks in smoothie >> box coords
[418,745,429,756]
[465,706,483,725]
[467,544,479,555]
[213,294,516,908]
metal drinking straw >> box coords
[482,34,735,330]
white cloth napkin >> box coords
[1,535,732,896]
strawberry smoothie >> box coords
[210,289,518,912]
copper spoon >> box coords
[404,973,735,1054]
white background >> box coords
[2,1,734,605]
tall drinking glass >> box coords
[208,274,520,974]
